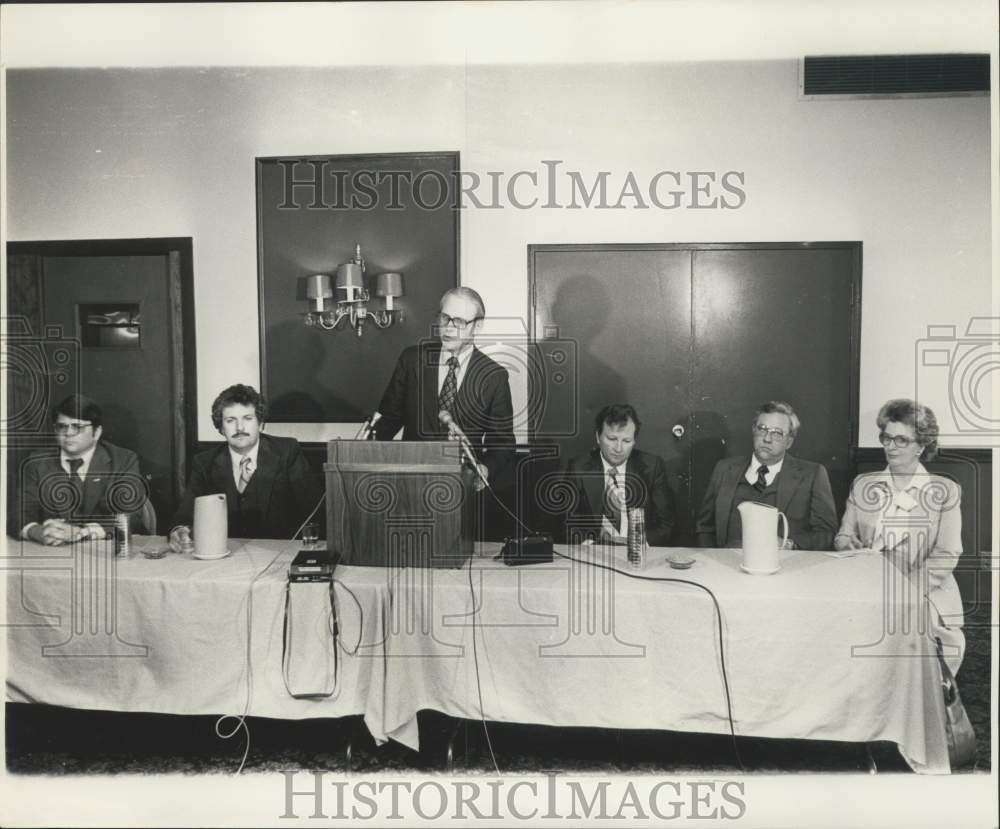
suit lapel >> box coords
[775,455,802,514]
[452,346,484,440]
[81,443,111,516]
[421,343,443,439]
[212,446,239,505]
[716,458,745,547]
[248,436,278,517]
[625,452,646,508]
[583,451,606,519]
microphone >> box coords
[355,411,382,440]
[438,410,478,470]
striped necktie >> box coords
[603,468,623,531]
[754,465,769,492]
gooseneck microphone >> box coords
[438,410,479,471]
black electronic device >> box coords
[288,548,339,583]
[499,534,554,566]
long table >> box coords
[2,536,950,772]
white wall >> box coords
[5,61,991,445]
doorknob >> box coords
[671,424,685,438]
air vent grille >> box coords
[803,54,989,97]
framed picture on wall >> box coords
[255,151,460,422]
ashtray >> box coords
[142,547,169,560]
[666,552,696,570]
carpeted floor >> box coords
[5,591,992,776]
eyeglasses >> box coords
[879,432,917,449]
[54,421,93,436]
[753,424,787,440]
[434,313,482,330]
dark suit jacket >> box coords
[563,448,675,546]
[695,454,837,550]
[15,441,145,532]
[171,434,320,540]
[374,342,516,481]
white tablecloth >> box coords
[2,536,949,772]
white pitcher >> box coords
[193,493,229,560]
[737,501,788,575]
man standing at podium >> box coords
[373,287,515,492]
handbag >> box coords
[934,637,976,770]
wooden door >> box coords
[528,247,692,534]
[689,247,858,527]
[5,240,196,532]
[528,242,861,544]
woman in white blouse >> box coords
[835,399,964,673]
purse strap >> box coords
[933,636,958,706]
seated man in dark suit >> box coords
[373,286,515,491]
[16,394,148,545]
[696,401,837,550]
[169,384,320,547]
[562,404,675,545]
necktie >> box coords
[237,456,254,494]
[66,458,84,517]
[754,465,769,492]
[439,356,459,417]
[603,468,623,532]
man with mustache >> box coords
[169,384,320,547]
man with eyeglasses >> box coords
[373,287,515,493]
[695,401,837,550]
[15,394,145,545]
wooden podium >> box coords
[324,440,475,568]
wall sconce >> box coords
[303,244,404,336]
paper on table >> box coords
[825,547,882,559]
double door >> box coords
[529,243,861,544]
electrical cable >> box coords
[550,547,744,771]
[331,577,364,655]
[467,550,501,775]
[220,491,329,774]
[217,548,285,775]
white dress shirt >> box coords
[745,455,784,487]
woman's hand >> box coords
[833,533,863,552]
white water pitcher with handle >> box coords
[737,501,787,575]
